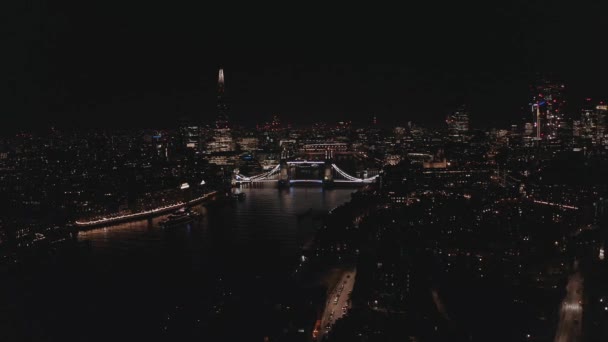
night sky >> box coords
[5,2,608,131]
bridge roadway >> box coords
[234,160,378,185]
[287,179,373,184]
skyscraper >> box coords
[216,68,229,129]
[185,126,201,150]
[529,77,566,141]
[207,68,235,153]
[178,118,201,152]
[579,98,607,145]
[446,105,470,142]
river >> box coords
[0,185,355,341]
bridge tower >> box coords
[323,149,334,188]
[231,168,240,187]
[278,159,290,187]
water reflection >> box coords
[79,185,353,266]
[7,185,357,341]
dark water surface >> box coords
[1,185,354,341]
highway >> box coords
[316,269,357,341]
[554,265,583,342]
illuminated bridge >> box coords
[233,160,378,186]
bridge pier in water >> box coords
[278,159,290,188]
[231,168,240,187]
[323,160,334,188]
[233,153,377,187]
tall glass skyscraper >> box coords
[208,68,235,153]
[579,98,607,145]
[446,105,470,142]
[529,77,566,141]
[216,68,230,129]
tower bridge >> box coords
[232,159,378,187]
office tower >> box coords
[529,77,566,141]
[446,105,470,142]
[580,99,607,145]
[185,126,201,150]
[216,68,229,129]
[207,68,236,153]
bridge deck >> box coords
[234,161,378,184]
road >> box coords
[316,269,357,341]
[431,289,450,321]
[554,266,583,342]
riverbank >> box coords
[75,191,217,229]
[1,184,361,342]
[294,187,379,340]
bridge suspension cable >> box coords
[236,163,281,182]
[331,164,378,182]
[235,162,378,184]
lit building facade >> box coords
[208,68,235,153]
[185,126,201,150]
[216,68,229,130]
[529,78,566,141]
[446,106,470,142]
[579,99,607,145]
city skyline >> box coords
[4,66,608,132]
[5,3,608,341]
[6,3,608,131]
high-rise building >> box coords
[524,122,534,136]
[597,104,608,145]
[237,137,259,152]
[178,118,201,152]
[207,68,235,153]
[216,68,229,129]
[529,77,566,141]
[446,105,470,141]
[579,98,607,145]
[185,126,201,150]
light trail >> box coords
[533,200,579,210]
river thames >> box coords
[1,185,355,341]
